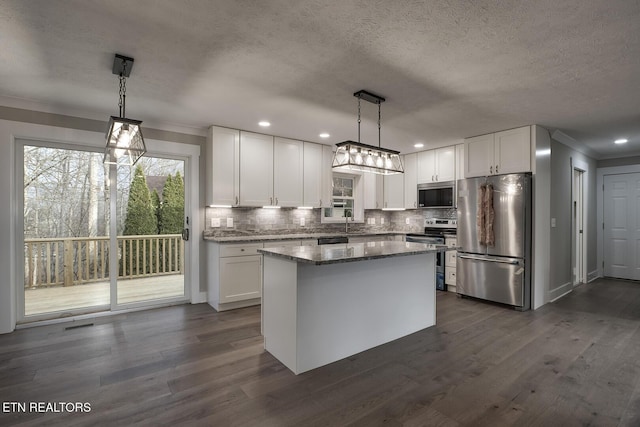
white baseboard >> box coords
[587,270,599,283]
[549,281,573,302]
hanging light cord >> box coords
[378,101,381,149]
[117,58,128,119]
[357,95,361,143]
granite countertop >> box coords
[258,241,454,265]
[204,231,408,243]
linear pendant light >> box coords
[332,90,404,175]
[104,54,146,166]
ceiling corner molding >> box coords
[550,129,601,160]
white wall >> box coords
[0,114,204,334]
[532,125,551,309]
[549,140,598,301]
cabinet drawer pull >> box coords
[240,248,245,252]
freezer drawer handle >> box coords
[458,254,520,265]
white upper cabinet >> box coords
[464,133,494,177]
[321,145,334,208]
[403,153,417,209]
[274,137,303,207]
[383,173,404,209]
[206,126,240,207]
[417,146,455,183]
[464,126,531,178]
[494,126,531,175]
[364,172,383,210]
[239,131,274,207]
[303,142,323,208]
[455,144,465,181]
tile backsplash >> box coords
[204,207,456,236]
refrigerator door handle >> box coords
[458,254,520,265]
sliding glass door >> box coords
[20,142,188,320]
[114,156,186,306]
[22,145,111,316]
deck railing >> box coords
[24,234,184,289]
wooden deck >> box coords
[24,275,185,316]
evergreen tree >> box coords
[123,166,158,235]
[159,172,184,234]
[151,189,161,232]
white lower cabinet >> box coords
[445,237,457,292]
[209,240,306,311]
[219,255,262,303]
[208,242,264,311]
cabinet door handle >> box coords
[270,197,273,205]
[235,196,239,205]
[435,174,438,181]
[319,199,322,207]
[275,197,278,205]
[432,175,434,181]
[490,166,493,174]
[495,164,499,174]
[414,201,417,208]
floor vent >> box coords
[65,323,94,330]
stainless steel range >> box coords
[406,218,457,290]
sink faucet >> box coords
[345,214,353,233]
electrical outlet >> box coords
[551,218,556,228]
[227,218,234,228]
[381,217,385,225]
[300,217,305,226]
[370,218,375,225]
[211,218,220,228]
[405,218,411,225]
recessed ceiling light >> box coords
[258,121,271,127]
[319,133,330,138]
[414,143,424,148]
[615,138,628,144]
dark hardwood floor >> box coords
[1,278,640,426]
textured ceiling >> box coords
[1,0,639,159]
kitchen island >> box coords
[259,241,451,374]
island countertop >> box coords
[258,240,453,265]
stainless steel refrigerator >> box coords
[456,173,532,310]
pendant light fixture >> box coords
[104,54,146,166]
[332,90,404,175]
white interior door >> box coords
[573,169,584,285]
[603,173,640,280]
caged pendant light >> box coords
[104,54,146,166]
[332,90,404,175]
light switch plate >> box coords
[300,217,305,226]
[227,218,234,228]
[381,217,385,225]
[211,218,220,228]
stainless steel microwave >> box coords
[418,181,455,208]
